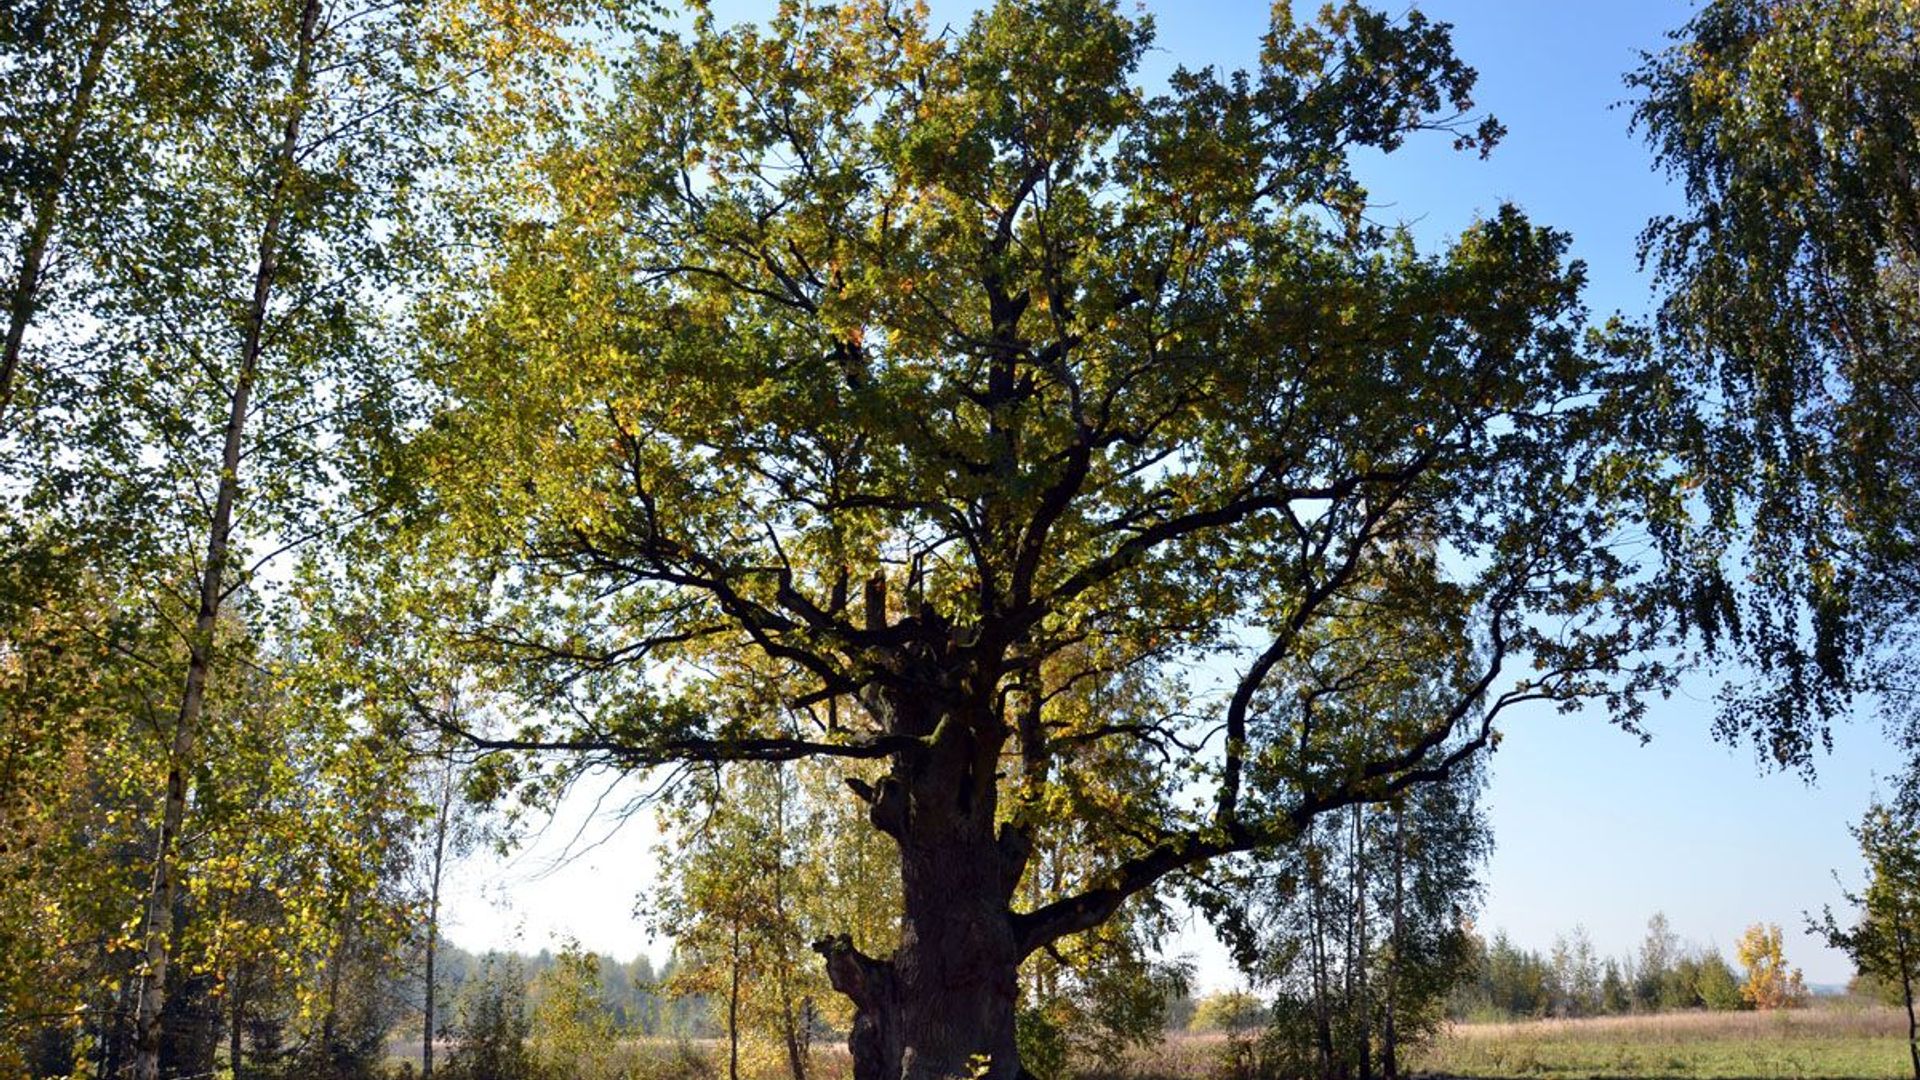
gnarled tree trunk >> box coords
[819,659,1032,1080]
[817,850,1023,1080]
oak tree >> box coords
[409,3,1672,1078]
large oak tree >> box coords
[409,3,1674,1078]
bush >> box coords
[1188,991,1268,1034]
[442,956,534,1080]
[1016,1005,1071,1080]
[1695,951,1745,1012]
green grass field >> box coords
[1403,1005,1914,1080]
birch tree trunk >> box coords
[1352,803,1371,1080]
[1382,801,1405,1080]
[424,751,456,1080]
[129,3,320,1075]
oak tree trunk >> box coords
[818,857,1022,1080]
[894,833,1021,1080]
[819,677,1029,1080]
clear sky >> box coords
[441,0,1904,992]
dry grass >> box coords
[1406,1003,1914,1080]
[1113,1030,1236,1080]
[393,1007,1914,1080]
[1434,1006,1906,1044]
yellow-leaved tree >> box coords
[1735,923,1807,1010]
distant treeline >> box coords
[435,911,1824,1045]
[425,943,712,1039]
[1447,914,1805,1020]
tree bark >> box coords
[820,685,1029,1080]
[895,835,1022,1080]
[816,844,1022,1080]
[1896,925,1918,1080]
[0,0,120,423]
[817,935,903,1080]
[730,918,744,1080]
[1352,803,1371,1080]
[229,965,246,1080]
[1382,801,1404,1080]
[424,752,455,1080]
[129,2,320,1076]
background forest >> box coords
[2,0,1917,1078]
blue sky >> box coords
[442,0,1901,990]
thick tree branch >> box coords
[409,689,922,768]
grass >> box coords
[1404,1004,1915,1080]
[387,1005,1914,1080]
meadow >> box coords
[1400,1005,1913,1080]
[378,1004,1915,1080]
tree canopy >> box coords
[399,2,1676,1078]
[1632,0,1920,778]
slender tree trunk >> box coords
[772,774,809,1080]
[783,999,809,1080]
[0,0,120,423]
[729,918,743,1080]
[106,973,138,1078]
[1308,831,1335,1080]
[229,964,246,1080]
[1353,803,1371,1080]
[1896,925,1918,1080]
[424,753,454,1080]
[321,917,351,1061]
[1382,801,1404,1080]
[129,4,320,1076]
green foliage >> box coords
[1695,951,1746,1013]
[393,2,1681,1073]
[1189,992,1269,1035]
[1819,801,1920,1077]
[1602,961,1633,1016]
[1450,912,1782,1021]
[531,943,630,1080]
[1014,1006,1072,1080]
[652,760,896,1077]
[1848,971,1904,1009]
[444,956,536,1080]
[1219,737,1488,1077]
[5,0,1830,1077]
[0,0,604,1073]
[1630,0,1920,776]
